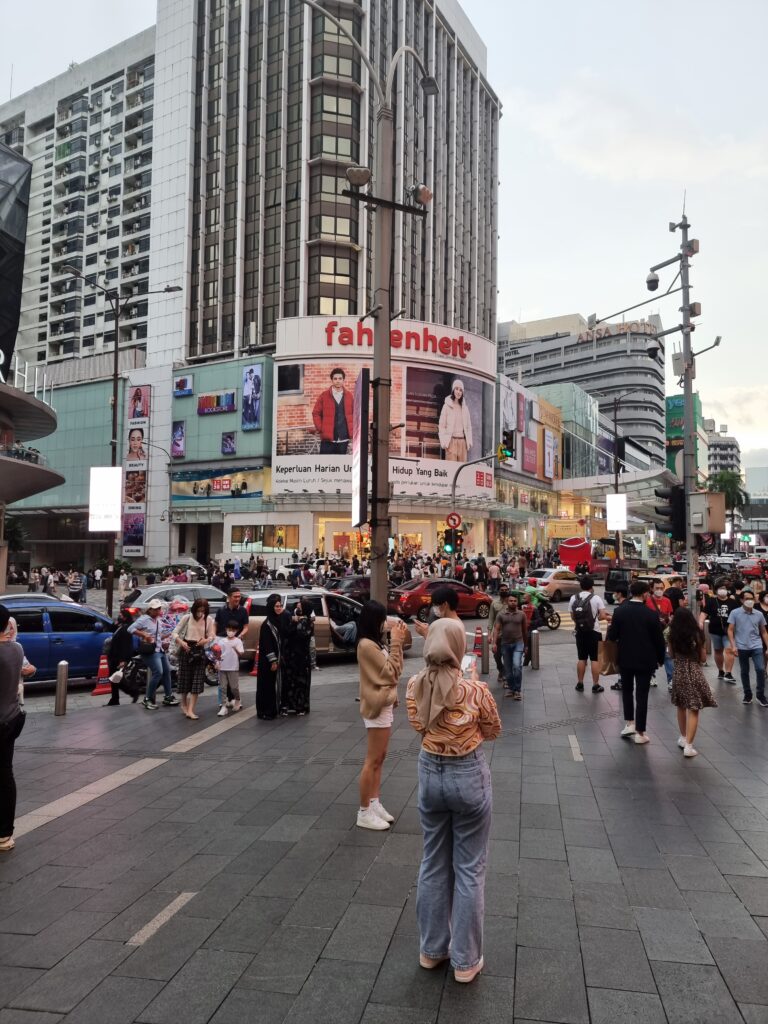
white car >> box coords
[273,561,317,582]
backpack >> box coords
[572,594,597,633]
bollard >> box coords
[530,630,540,670]
[481,631,489,676]
[703,619,712,657]
[54,660,69,716]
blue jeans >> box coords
[142,651,172,702]
[664,652,674,684]
[416,749,492,971]
[738,649,766,700]
[501,641,525,692]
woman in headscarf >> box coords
[438,379,472,462]
[256,594,285,720]
[280,596,314,716]
[406,618,501,985]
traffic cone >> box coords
[473,627,483,656]
[91,654,112,696]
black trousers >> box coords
[0,712,26,837]
[620,670,652,733]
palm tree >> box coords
[708,470,750,551]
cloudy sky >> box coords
[3,0,766,462]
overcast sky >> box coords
[3,0,766,462]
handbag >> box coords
[598,639,619,676]
[138,621,158,657]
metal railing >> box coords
[0,444,48,467]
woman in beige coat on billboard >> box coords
[438,380,472,462]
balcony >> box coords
[0,443,49,467]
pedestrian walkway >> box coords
[3,637,768,1023]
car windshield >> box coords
[124,589,141,604]
[528,570,549,579]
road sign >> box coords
[446,512,462,529]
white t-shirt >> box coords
[568,591,606,631]
[218,635,244,671]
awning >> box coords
[555,466,679,528]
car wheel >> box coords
[546,611,561,630]
[416,606,430,623]
[476,602,490,619]
[551,590,562,603]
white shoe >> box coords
[370,799,395,823]
[356,807,390,831]
[634,733,650,745]
[226,700,235,709]
[650,679,658,687]
[683,745,698,758]
[620,724,636,738]
[677,735,686,749]
[217,705,229,717]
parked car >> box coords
[326,575,370,603]
[272,562,317,582]
[162,558,209,582]
[739,559,765,579]
[122,583,228,615]
[238,586,412,661]
[388,579,491,623]
[525,568,581,602]
[604,568,634,605]
[0,595,113,681]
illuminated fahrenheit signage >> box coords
[324,319,472,360]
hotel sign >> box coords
[578,320,657,343]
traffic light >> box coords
[654,483,686,542]
[497,429,514,463]
[444,528,456,553]
[455,528,464,554]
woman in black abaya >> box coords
[281,597,314,715]
[256,594,284,720]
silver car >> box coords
[525,568,581,602]
[122,582,228,614]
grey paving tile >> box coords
[487,840,519,875]
[360,1007,437,1024]
[651,961,743,1023]
[281,891,350,930]
[0,887,98,937]
[178,873,256,921]
[484,874,519,918]
[521,784,559,806]
[204,896,292,954]
[704,841,768,876]
[60,977,163,1024]
[238,925,331,994]
[517,897,579,951]
[284,959,378,1024]
[437,975,516,1023]
[573,882,637,930]
[663,854,731,892]
[116,916,218,981]
[620,867,687,909]
[0,967,46,1005]
[683,814,742,844]
[136,948,251,1024]
[579,925,656,992]
[352,861,416,908]
[514,947,588,1024]
[226,840,294,879]
[520,803,561,830]
[609,833,664,868]
[0,1012,64,1023]
[587,988,666,1024]
[259,814,319,844]
[489,813,520,841]
[519,828,566,861]
[5,912,112,970]
[518,859,572,899]
[633,907,714,965]
[706,936,768,1004]
[726,874,768,914]
[567,846,620,885]
[370,934,445,1011]
[12,940,130,1014]
[740,1005,768,1024]
[561,817,610,851]
[209,989,294,1024]
[482,914,517,977]
[650,825,706,856]
[323,903,401,964]
[317,844,380,881]
[684,890,764,939]
[154,853,231,893]
[559,795,602,821]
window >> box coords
[310,214,354,241]
[311,134,355,160]
[310,172,346,200]
[48,609,102,633]
[13,611,44,634]
[277,363,303,394]
[312,93,356,125]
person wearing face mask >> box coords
[216,621,245,714]
[699,579,738,682]
[728,590,768,706]
[645,579,674,688]
[413,586,460,639]
[759,591,768,629]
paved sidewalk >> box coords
[3,638,768,1023]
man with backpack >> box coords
[569,575,608,694]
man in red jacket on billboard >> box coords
[312,367,354,455]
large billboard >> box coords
[499,375,562,484]
[273,318,497,500]
[122,384,152,557]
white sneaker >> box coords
[620,724,636,738]
[677,735,686,749]
[370,799,395,823]
[356,807,390,831]
[650,679,658,687]
[226,700,235,709]
[634,733,650,745]
[217,705,229,718]
[683,745,698,758]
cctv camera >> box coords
[646,272,660,292]
[646,339,660,360]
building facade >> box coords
[703,419,741,477]
[665,392,708,484]
[497,313,666,466]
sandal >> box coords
[0,837,15,852]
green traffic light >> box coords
[444,543,453,553]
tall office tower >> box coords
[148,0,501,365]
[0,31,156,367]
[703,421,741,477]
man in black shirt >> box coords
[214,586,249,639]
[700,578,738,681]
[665,576,686,612]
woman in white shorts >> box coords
[356,600,409,831]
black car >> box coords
[325,575,370,603]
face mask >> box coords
[653,589,664,598]
[226,631,236,638]
[744,600,755,610]
[717,589,727,599]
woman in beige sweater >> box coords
[356,600,410,831]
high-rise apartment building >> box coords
[702,420,741,477]
[0,0,500,372]
[0,31,156,367]
[498,313,666,465]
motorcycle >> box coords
[512,586,561,631]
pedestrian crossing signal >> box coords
[444,528,456,553]
[498,429,514,463]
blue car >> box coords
[0,596,113,682]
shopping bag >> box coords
[598,639,619,676]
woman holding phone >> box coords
[356,600,409,831]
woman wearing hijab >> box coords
[356,600,410,830]
[281,597,314,716]
[257,594,285,720]
[406,618,501,984]
[438,379,472,462]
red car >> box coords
[739,559,765,579]
[388,579,491,622]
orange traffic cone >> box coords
[91,653,112,696]
[473,627,483,656]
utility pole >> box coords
[449,452,496,576]
[613,397,622,568]
[677,215,699,606]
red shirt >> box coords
[646,595,673,622]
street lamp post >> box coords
[63,265,181,616]
[296,0,437,605]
